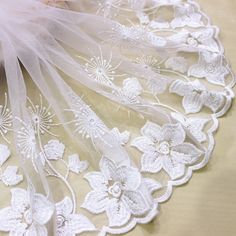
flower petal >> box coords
[56,197,73,218]
[64,214,96,235]
[33,193,54,225]
[122,191,150,215]
[162,156,185,180]
[201,92,224,112]
[25,224,47,236]
[106,199,131,227]
[183,92,203,114]
[131,136,156,154]
[141,153,163,173]
[143,178,162,194]
[169,79,192,96]
[0,207,24,232]
[171,142,203,165]
[84,171,108,191]
[81,190,109,214]
[99,157,117,181]
[141,121,162,143]
[114,166,141,191]
[10,188,29,214]
[161,123,186,146]
[188,64,205,78]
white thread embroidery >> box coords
[169,79,225,113]
[56,197,95,236]
[188,52,228,85]
[132,122,203,180]
[171,3,204,28]
[0,94,12,143]
[0,188,54,235]
[28,95,57,136]
[68,154,89,174]
[110,128,130,146]
[82,157,152,227]
[113,77,142,105]
[171,113,209,143]
[165,57,188,74]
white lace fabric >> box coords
[0,0,235,235]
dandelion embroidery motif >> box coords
[27,95,57,136]
[0,93,12,143]
[79,48,124,86]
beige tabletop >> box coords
[127,1,236,235]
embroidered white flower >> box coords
[82,157,151,227]
[169,79,225,114]
[165,56,188,73]
[28,96,57,136]
[188,52,229,85]
[0,188,54,236]
[68,154,89,174]
[171,112,209,143]
[0,144,10,166]
[56,197,95,236]
[113,77,142,105]
[109,23,166,47]
[131,122,203,180]
[0,93,12,143]
[168,28,219,53]
[171,3,204,28]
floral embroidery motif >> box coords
[109,23,167,47]
[0,93,12,143]
[168,28,218,52]
[56,197,95,236]
[188,52,228,85]
[171,113,209,143]
[39,139,65,165]
[0,145,23,186]
[67,104,108,139]
[171,3,204,28]
[17,120,37,159]
[131,122,203,180]
[82,157,152,227]
[169,79,225,113]
[82,49,124,85]
[68,154,89,174]
[28,96,57,136]
[0,166,23,186]
[0,188,54,236]
[113,77,142,105]
[135,55,168,94]
[165,56,188,74]
[110,128,130,146]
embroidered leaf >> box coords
[68,154,89,174]
[1,166,23,186]
[0,144,10,166]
